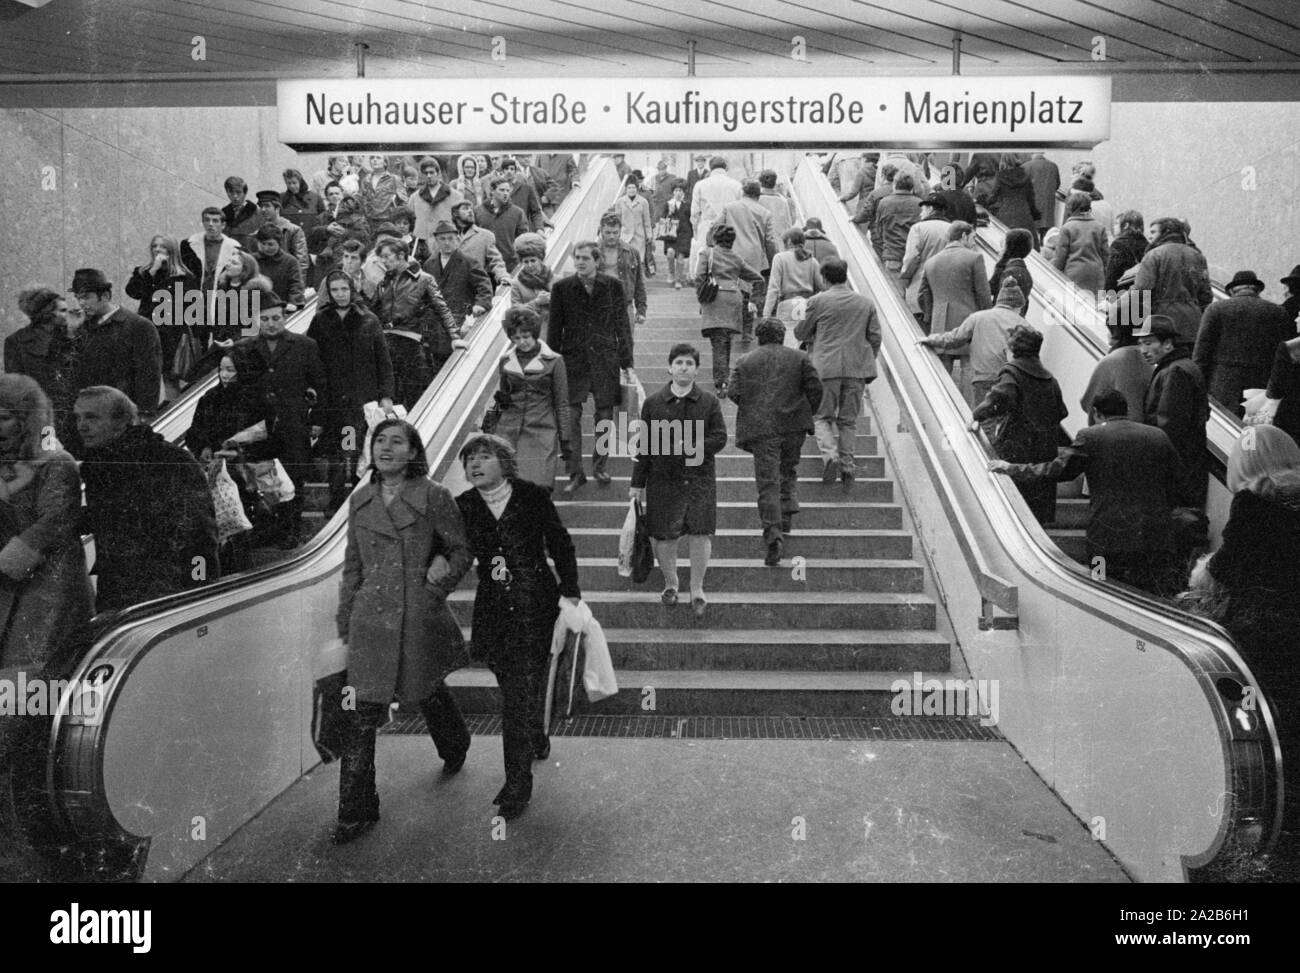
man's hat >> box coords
[921,193,948,210]
[1225,270,1265,292]
[255,190,281,206]
[255,223,283,241]
[1132,314,1179,340]
[70,268,111,293]
[432,220,459,236]
[1281,265,1300,288]
[693,153,708,162]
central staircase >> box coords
[447,275,964,717]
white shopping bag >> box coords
[209,459,253,543]
[616,499,637,578]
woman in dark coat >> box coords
[5,288,79,447]
[456,433,580,820]
[333,418,472,843]
[663,181,693,288]
[125,234,198,401]
[487,307,570,491]
[988,228,1034,318]
[1193,427,1300,831]
[972,326,1068,524]
[697,224,764,397]
[985,155,1041,244]
[281,168,324,217]
[1103,210,1149,348]
[1264,336,1300,447]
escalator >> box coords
[43,158,623,881]
[792,158,1282,882]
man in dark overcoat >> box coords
[76,385,219,612]
[422,220,493,322]
[1137,314,1209,511]
[729,318,822,564]
[548,240,635,491]
[991,389,1185,595]
[1193,270,1295,418]
[234,294,327,547]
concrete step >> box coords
[447,668,969,717]
[447,589,936,631]
[560,527,914,559]
[453,557,926,594]
[553,500,902,531]
[1048,498,1089,529]
[592,475,894,503]
[563,454,885,478]
[576,430,879,457]
[453,627,949,672]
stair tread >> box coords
[448,588,934,604]
[452,625,947,644]
[554,501,899,510]
[565,527,912,537]
[447,669,957,690]
[567,556,924,569]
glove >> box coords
[493,386,512,411]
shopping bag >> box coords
[172,327,204,385]
[645,245,657,277]
[654,217,677,241]
[355,401,408,478]
[631,500,654,584]
[583,626,618,703]
[249,458,296,504]
[225,419,268,446]
[616,499,638,578]
[545,630,585,728]
[209,458,253,543]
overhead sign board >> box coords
[278,76,1111,150]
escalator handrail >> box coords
[797,158,1283,859]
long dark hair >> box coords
[991,228,1034,288]
[367,418,429,480]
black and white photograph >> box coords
[0,0,1294,946]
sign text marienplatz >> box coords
[277,76,1111,149]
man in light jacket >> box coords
[794,258,880,488]
[899,194,952,320]
[689,156,743,271]
[919,276,1026,407]
[715,180,778,339]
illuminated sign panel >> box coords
[278,76,1111,149]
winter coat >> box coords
[973,356,1068,523]
[337,477,471,706]
[874,191,922,265]
[491,342,570,489]
[232,331,327,472]
[697,246,763,335]
[508,176,546,232]
[631,383,728,538]
[728,343,822,449]
[81,425,219,612]
[690,170,744,248]
[614,193,654,258]
[1143,348,1208,508]
[256,217,309,278]
[548,273,632,407]
[1133,230,1213,344]
[795,284,881,382]
[456,477,581,663]
[715,198,778,274]
[280,189,324,218]
[424,249,493,323]
[508,266,553,333]
[803,230,840,265]
[0,450,94,670]
[989,257,1033,316]
[601,244,648,317]
[254,249,306,306]
[763,251,823,319]
[1052,214,1108,295]
[900,217,952,312]
[411,183,466,242]
[1104,229,1147,293]
[1021,157,1060,229]
[474,201,530,270]
[305,303,395,418]
[1266,339,1300,447]
[986,166,1041,239]
[185,379,272,457]
[126,264,199,325]
[1080,346,1152,423]
[4,324,78,431]
[920,242,994,338]
[1193,295,1294,417]
[72,306,163,421]
[758,188,796,244]
[1005,419,1180,553]
[925,302,1023,384]
[537,153,577,209]
[457,225,508,287]
[661,197,692,252]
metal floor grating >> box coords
[380,714,1003,741]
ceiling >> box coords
[2,0,1299,80]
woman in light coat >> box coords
[763,228,824,329]
[333,418,473,843]
[486,307,570,491]
[1052,192,1109,296]
[696,224,764,398]
[613,177,653,268]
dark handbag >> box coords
[645,244,656,277]
[654,217,677,242]
[172,326,204,385]
[311,670,349,763]
[695,249,719,304]
[631,499,654,584]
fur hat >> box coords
[514,232,547,260]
